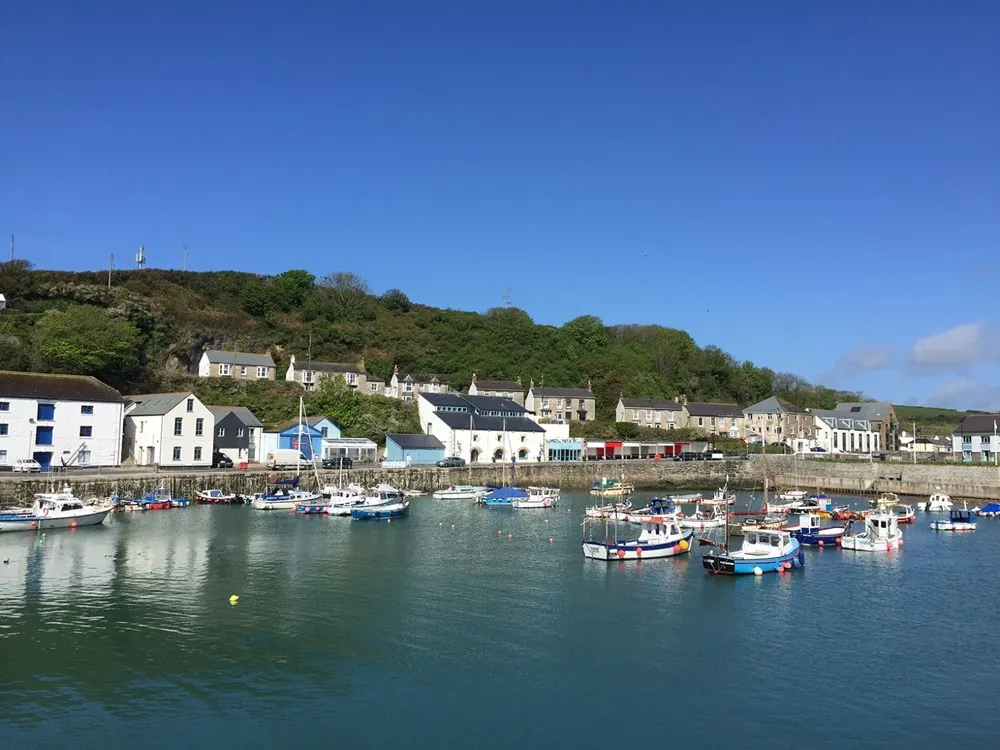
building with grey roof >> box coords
[199,350,276,381]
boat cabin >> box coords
[950,509,974,523]
[37,498,86,513]
[862,512,898,539]
[742,530,792,556]
[640,516,681,538]
[648,497,679,515]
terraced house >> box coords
[198,350,276,381]
[285,355,384,395]
[683,402,745,439]
[467,374,524,406]
[525,382,596,422]
[386,367,449,402]
[743,396,814,447]
[614,397,683,429]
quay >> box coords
[1,455,1000,505]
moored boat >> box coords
[351,487,408,520]
[513,486,559,509]
[703,529,804,575]
[196,489,237,504]
[432,484,488,500]
[930,507,976,532]
[976,503,1000,518]
[589,477,634,497]
[701,487,736,506]
[139,487,174,510]
[322,486,367,516]
[925,490,952,512]
[626,497,682,523]
[893,504,916,524]
[584,499,633,521]
[582,515,694,561]
[251,477,321,510]
[779,512,846,547]
[0,490,113,532]
[841,510,902,551]
[678,506,726,530]
[481,487,526,507]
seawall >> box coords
[1,456,998,504]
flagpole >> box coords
[994,419,997,466]
[912,422,916,465]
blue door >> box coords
[33,451,53,471]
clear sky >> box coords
[3,1,998,409]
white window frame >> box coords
[257,366,268,378]
[219,364,231,376]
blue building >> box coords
[546,438,583,462]
[278,423,323,460]
[386,433,446,465]
[304,416,341,440]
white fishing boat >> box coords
[679,506,727,530]
[324,486,368,516]
[582,515,694,561]
[343,484,405,516]
[513,486,559,509]
[195,488,237,504]
[841,510,902,551]
[321,482,365,499]
[930,505,977,532]
[701,487,736,506]
[585,499,633,520]
[777,489,808,502]
[925,490,953,512]
[626,497,682,523]
[0,488,113,533]
[432,484,488,500]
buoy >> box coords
[3,558,9,565]
[635,547,643,557]
[498,530,503,536]
[818,540,824,547]
[439,522,443,527]
[451,524,456,530]
[886,542,891,551]
[549,538,554,544]
[753,566,763,576]
[679,539,689,551]
[229,594,239,605]
[386,518,391,524]
[617,549,626,559]
[70,521,78,528]
[507,533,512,540]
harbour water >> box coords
[1,490,997,748]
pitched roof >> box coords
[811,408,872,430]
[954,415,1000,435]
[684,402,744,418]
[273,416,337,432]
[402,373,447,384]
[472,378,522,392]
[302,361,365,374]
[421,393,471,410]
[743,396,809,415]
[126,393,193,416]
[531,386,594,399]
[204,350,275,368]
[0,371,124,403]
[835,402,895,420]
[207,405,263,428]
[435,413,545,433]
[386,433,445,450]
[619,397,683,410]
[421,392,527,415]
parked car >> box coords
[322,456,353,469]
[676,451,701,461]
[212,453,234,469]
[12,458,42,473]
[436,456,466,468]
[704,450,724,460]
[810,446,827,453]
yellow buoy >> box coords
[679,539,689,551]
[229,595,239,605]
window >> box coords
[172,447,181,461]
[654,411,661,421]
[195,418,204,436]
[698,417,704,426]
[0,401,8,411]
[36,426,53,445]
[347,373,358,385]
[240,367,247,379]
[79,426,93,437]
[404,382,413,392]
[37,403,55,420]
[473,434,479,441]
[78,449,91,465]
[0,449,6,463]
[81,405,94,415]
[320,427,328,437]
[257,366,268,378]
[187,398,194,412]
[0,423,7,435]
[579,399,586,408]
[237,428,244,438]
[542,398,549,408]
[194,447,202,461]
[646,410,653,421]
[220,364,232,376]
[217,427,225,437]
[497,434,503,442]
[370,383,379,392]
[174,417,183,436]
[632,410,638,420]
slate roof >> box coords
[302,361,365,374]
[743,396,809,414]
[684,402,744,418]
[472,378,522,392]
[835,402,895,421]
[386,433,445,450]
[531,386,594,399]
[811,408,872,430]
[619,398,683,410]
[954,415,1000,435]
[422,392,527,415]
[435,413,545,433]
[205,350,275,368]
[0,371,124,403]
[126,393,193,416]
[421,393,472,410]
[207,405,264,428]
[401,373,447,384]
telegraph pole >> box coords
[183,244,188,271]
[9,234,13,261]
[108,253,114,288]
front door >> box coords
[147,446,155,465]
[33,451,53,471]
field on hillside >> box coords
[894,404,982,436]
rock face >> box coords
[178,332,218,373]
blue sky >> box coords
[3,2,998,409]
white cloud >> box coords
[910,323,1000,371]
[928,379,1000,412]
[835,344,894,371]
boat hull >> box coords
[840,533,903,551]
[678,518,725,530]
[296,503,330,514]
[0,507,111,533]
[512,499,554,509]
[351,503,409,521]
[703,544,804,575]
[929,521,976,532]
[252,499,296,511]
[794,528,845,546]
[582,531,695,561]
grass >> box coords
[894,404,988,437]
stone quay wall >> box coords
[1,455,998,504]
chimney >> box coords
[587,379,592,392]
[516,376,521,385]
[359,357,365,370]
[529,378,535,389]
[472,372,477,382]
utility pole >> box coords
[183,244,188,271]
[136,245,147,270]
[9,234,13,261]
[503,287,510,307]
[108,253,114,288]
[912,421,917,465]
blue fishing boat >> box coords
[779,513,846,547]
[351,499,409,520]
[481,487,527,507]
[703,529,804,575]
[583,515,695,561]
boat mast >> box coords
[468,410,474,483]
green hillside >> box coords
[1,262,866,434]
[894,404,983,437]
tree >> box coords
[271,269,315,311]
[32,305,143,388]
[563,315,607,353]
[0,259,34,304]
[380,288,411,313]
[239,277,271,317]
[320,272,370,306]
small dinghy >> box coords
[893,504,916,524]
[196,489,237,504]
[976,503,1000,518]
[585,499,633,520]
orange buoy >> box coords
[636,547,643,557]
[818,540,824,547]
[617,548,625,559]
[498,530,503,536]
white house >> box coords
[198,350,276,381]
[0,293,6,310]
[418,392,546,464]
[952,415,1000,463]
[809,409,882,455]
[123,392,214,467]
[0,371,125,469]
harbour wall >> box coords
[1,456,998,504]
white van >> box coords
[265,449,310,469]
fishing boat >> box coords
[780,512,847,547]
[976,503,1000,518]
[701,487,736,506]
[626,497,682,523]
[678,505,727,530]
[893,504,916,524]
[787,493,833,516]
[321,486,367,516]
[703,529,804,575]
[582,515,694,561]
[734,515,785,537]
[925,490,952,512]
[777,489,808,502]
[513,486,559,509]
[433,484,488,500]
[671,492,703,503]
[584,499,633,521]
[351,486,409,520]
[0,489,113,532]
[930,506,976,532]
[841,510,902,551]
[195,489,237,504]
[481,487,526,507]
[589,477,634,497]
[139,487,175,510]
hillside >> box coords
[894,405,983,438]
[1,263,865,432]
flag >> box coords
[915,427,921,435]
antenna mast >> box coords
[183,244,188,271]
[136,245,147,270]
[503,287,511,307]
[108,253,114,288]
[9,234,13,261]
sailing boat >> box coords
[702,444,804,575]
[776,450,807,502]
[255,398,323,511]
